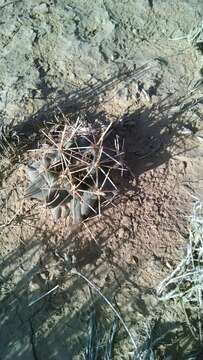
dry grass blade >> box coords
[28,285,59,307]
[71,268,137,351]
[157,200,203,342]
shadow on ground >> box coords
[0,70,201,359]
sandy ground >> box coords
[0,0,203,359]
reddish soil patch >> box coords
[0,98,200,290]
[1,94,203,360]
[60,157,189,287]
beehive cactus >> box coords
[25,121,124,223]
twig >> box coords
[71,268,137,351]
[28,285,59,307]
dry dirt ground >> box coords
[1,88,203,359]
[0,1,203,359]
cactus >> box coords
[25,121,124,223]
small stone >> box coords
[118,228,125,238]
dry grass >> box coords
[157,200,203,343]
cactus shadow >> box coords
[0,74,200,359]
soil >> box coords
[0,0,203,359]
